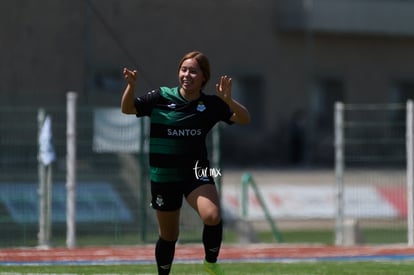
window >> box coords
[232,75,264,129]
[389,80,414,131]
[390,81,414,103]
[308,77,345,163]
[92,69,124,94]
[311,77,345,131]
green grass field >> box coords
[0,227,410,275]
[2,262,414,275]
[1,226,406,248]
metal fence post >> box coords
[406,100,414,246]
[335,102,345,246]
[66,92,77,248]
[37,108,47,247]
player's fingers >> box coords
[123,68,137,81]
[226,77,232,89]
[123,68,132,77]
[215,83,221,93]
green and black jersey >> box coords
[134,86,234,183]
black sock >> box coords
[155,237,176,275]
[203,220,223,263]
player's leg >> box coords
[156,209,180,241]
[186,184,225,274]
[186,183,221,226]
[154,209,180,275]
[151,182,182,275]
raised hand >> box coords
[123,68,137,85]
[216,75,232,103]
[121,68,138,114]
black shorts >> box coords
[150,176,215,211]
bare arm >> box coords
[121,68,138,114]
[227,98,251,125]
[216,75,251,125]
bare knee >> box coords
[200,207,221,226]
[186,184,222,225]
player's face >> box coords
[179,58,205,94]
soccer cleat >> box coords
[203,259,225,275]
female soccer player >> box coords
[121,51,250,275]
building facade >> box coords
[1,0,414,166]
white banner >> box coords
[39,115,56,165]
[223,184,401,220]
[93,108,146,153]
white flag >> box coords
[39,115,56,165]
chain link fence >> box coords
[0,105,219,247]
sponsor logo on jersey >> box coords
[167,103,176,109]
[167,128,202,136]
